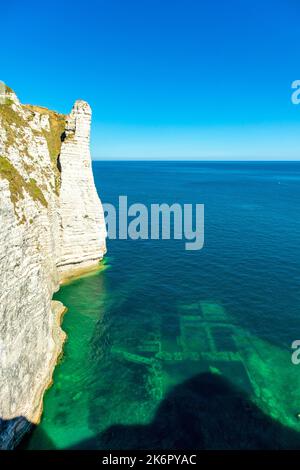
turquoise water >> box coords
[25,162,300,449]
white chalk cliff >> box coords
[0,86,106,448]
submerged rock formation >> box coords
[0,85,106,448]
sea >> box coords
[24,161,300,449]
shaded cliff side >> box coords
[0,85,106,448]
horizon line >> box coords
[92,158,300,162]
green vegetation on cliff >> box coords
[24,104,66,194]
[0,102,28,147]
[0,156,48,216]
[24,105,65,162]
[4,84,13,94]
[0,91,66,205]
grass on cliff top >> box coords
[0,156,48,218]
[4,84,14,93]
[24,104,66,194]
[0,102,28,147]
[0,101,66,166]
[0,99,66,196]
[23,104,66,164]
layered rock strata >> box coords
[0,86,106,448]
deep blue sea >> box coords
[25,161,300,449]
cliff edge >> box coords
[0,85,106,448]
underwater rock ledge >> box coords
[0,85,106,449]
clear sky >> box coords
[2,0,300,160]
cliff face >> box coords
[58,100,106,275]
[0,87,106,448]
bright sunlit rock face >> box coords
[0,87,106,448]
[58,100,107,276]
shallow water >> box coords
[25,162,300,449]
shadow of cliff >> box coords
[69,372,300,450]
[18,423,56,450]
[4,372,300,450]
[0,417,55,450]
[0,417,56,450]
[0,417,30,450]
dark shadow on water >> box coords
[5,373,300,450]
[69,373,300,450]
[18,423,56,450]
[0,417,31,449]
[0,417,55,450]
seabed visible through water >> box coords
[111,299,300,432]
[24,271,300,450]
[23,161,300,449]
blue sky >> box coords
[2,0,300,159]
